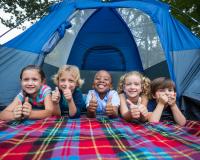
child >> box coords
[148,77,186,126]
[52,65,85,118]
[86,70,120,118]
[118,71,150,122]
[0,65,53,121]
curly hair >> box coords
[117,71,151,98]
[52,65,84,87]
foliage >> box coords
[161,0,200,37]
[0,0,56,29]
[0,0,200,37]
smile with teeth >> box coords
[97,84,106,89]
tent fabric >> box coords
[0,47,44,106]
[67,7,143,71]
[0,0,200,120]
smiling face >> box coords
[58,71,76,92]
[123,74,142,102]
[93,70,112,98]
[21,69,43,97]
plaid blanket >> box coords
[0,116,199,160]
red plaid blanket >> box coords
[0,116,199,160]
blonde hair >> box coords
[117,71,151,97]
[52,65,84,87]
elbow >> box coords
[69,110,80,119]
[148,117,160,123]
[177,119,187,126]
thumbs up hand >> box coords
[52,87,61,104]
[22,97,32,119]
[63,84,72,102]
[105,96,115,116]
[137,97,148,118]
[13,101,23,120]
[127,99,140,119]
[88,92,98,113]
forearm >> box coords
[0,110,15,121]
[148,104,164,122]
[68,99,79,117]
[29,110,52,119]
[52,103,61,116]
[171,105,186,126]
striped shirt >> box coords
[17,85,51,110]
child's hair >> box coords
[117,71,151,97]
[52,65,84,87]
[20,65,46,81]
[151,77,176,96]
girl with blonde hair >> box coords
[118,71,151,122]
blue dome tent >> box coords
[0,0,200,120]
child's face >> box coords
[21,69,43,97]
[154,88,175,100]
[93,71,112,94]
[58,71,76,92]
[124,74,142,99]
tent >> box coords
[0,0,200,120]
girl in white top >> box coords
[118,71,151,122]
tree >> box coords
[0,0,200,37]
[0,0,56,29]
[161,0,200,37]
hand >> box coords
[13,101,23,120]
[158,93,168,105]
[88,92,98,113]
[63,84,73,102]
[138,104,148,118]
[136,97,148,118]
[127,99,140,119]
[105,96,115,116]
[52,87,61,103]
[22,97,32,119]
[168,92,176,107]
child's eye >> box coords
[60,79,65,82]
[69,79,75,83]
[125,83,131,86]
[134,82,140,86]
[32,78,38,81]
[168,88,174,92]
[22,78,29,82]
[158,89,165,92]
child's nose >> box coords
[99,78,105,82]
[165,90,171,95]
[28,80,34,84]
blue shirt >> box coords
[59,87,85,118]
[147,99,174,121]
[86,90,120,114]
[17,85,51,110]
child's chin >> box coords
[127,94,138,98]
[25,91,36,95]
